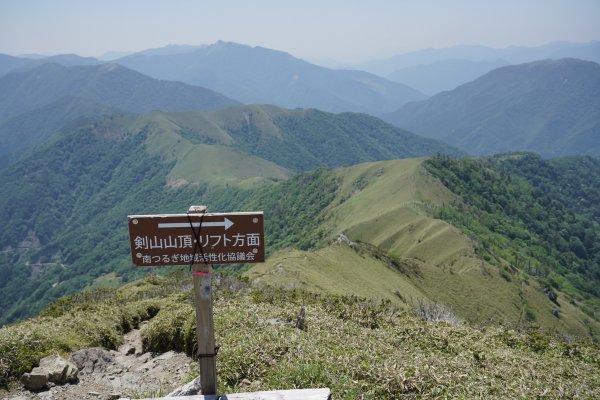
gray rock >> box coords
[20,367,49,391]
[70,348,115,373]
[36,391,54,399]
[167,376,201,396]
[38,355,78,384]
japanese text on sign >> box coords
[127,212,265,266]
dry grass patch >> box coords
[2,275,599,398]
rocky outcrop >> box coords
[70,347,115,373]
[9,326,194,399]
[20,367,49,391]
[544,286,560,306]
[20,355,78,391]
[167,376,201,396]
[39,354,78,384]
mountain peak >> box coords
[115,42,424,114]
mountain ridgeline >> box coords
[115,41,426,115]
[0,43,599,346]
[246,154,600,340]
[359,41,600,76]
[1,111,599,340]
[0,63,239,167]
[383,58,600,157]
[0,105,459,324]
[386,58,509,95]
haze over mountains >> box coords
[1,42,426,117]
[2,40,598,108]
[114,41,426,115]
[362,41,600,95]
[383,58,600,157]
[387,59,509,95]
[0,63,239,167]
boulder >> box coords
[20,367,49,391]
[167,376,201,396]
[39,354,78,384]
[70,347,115,373]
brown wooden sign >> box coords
[127,212,264,266]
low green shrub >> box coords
[0,277,171,388]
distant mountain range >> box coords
[383,58,600,157]
[386,59,509,95]
[0,63,239,167]
[114,41,426,115]
[360,41,600,76]
[361,41,600,95]
[0,53,104,77]
[1,42,426,116]
[0,54,33,76]
[3,41,598,111]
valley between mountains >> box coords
[0,41,599,398]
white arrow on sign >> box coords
[158,218,235,231]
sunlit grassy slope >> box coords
[133,111,291,187]
[247,244,426,309]
[110,104,459,188]
[246,159,600,339]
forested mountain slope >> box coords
[0,106,457,324]
[383,59,600,157]
[0,63,238,124]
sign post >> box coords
[188,206,217,394]
[127,206,265,395]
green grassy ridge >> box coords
[70,105,459,188]
[121,110,292,187]
[244,158,600,339]
[126,104,462,183]
[1,112,597,347]
[245,243,426,310]
[2,274,598,398]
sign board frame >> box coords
[127,211,264,266]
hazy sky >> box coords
[1,0,599,64]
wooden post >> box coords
[189,205,218,395]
